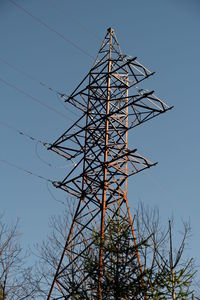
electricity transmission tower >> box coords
[47,28,172,299]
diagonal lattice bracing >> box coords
[47,28,172,300]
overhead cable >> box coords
[8,0,94,59]
[49,0,100,42]
[46,181,65,206]
[35,141,76,169]
[0,159,71,199]
[0,159,67,206]
[0,120,44,145]
[0,56,61,94]
[0,120,76,168]
[0,159,52,183]
[0,57,79,119]
[0,77,68,119]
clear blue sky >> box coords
[0,0,200,268]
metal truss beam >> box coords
[47,28,172,300]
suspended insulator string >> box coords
[0,77,68,120]
[8,0,94,59]
[0,159,52,183]
[46,181,65,206]
[0,57,80,120]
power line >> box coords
[0,120,50,164]
[8,0,94,59]
[0,120,76,168]
[0,159,52,183]
[0,77,68,120]
[0,158,72,202]
[0,120,44,144]
[35,141,75,169]
[0,56,60,94]
[55,94,80,118]
[0,56,39,83]
[0,158,66,208]
[0,119,53,167]
[46,181,65,206]
[50,0,101,42]
[0,57,80,119]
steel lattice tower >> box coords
[47,28,172,299]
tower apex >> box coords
[107,27,114,33]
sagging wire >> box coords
[35,141,52,167]
[0,120,45,145]
[0,56,40,83]
[56,93,80,119]
[0,158,69,207]
[0,120,76,169]
[8,0,94,59]
[50,0,101,42]
[132,142,168,196]
[46,181,65,206]
[35,141,76,169]
[0,159,52,183]
[0,56,80,121]
[0,77,68,120]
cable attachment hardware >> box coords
[52,181,62,188]
[43,143,52,150]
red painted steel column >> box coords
[98,28,112,300]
